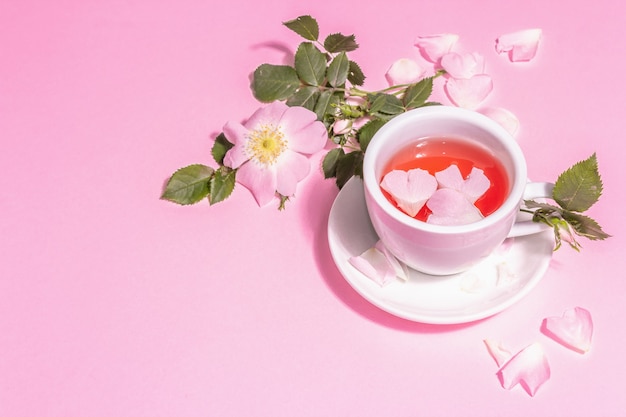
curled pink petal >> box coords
[542,307,593,354]
[414,33,459,62]
[483,339,513,368]
[462,167,490,203]
[445,75,493,109]
[440,52,485,79]
[375,240,409,281]
[349,247,397,286]
[380,169,437,217]
[479,107,520,137]
[426,188,484,225]
[497,342,550,397]
[496,29,542,62]
[385,58,426,86]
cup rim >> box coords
[362,106,527,235]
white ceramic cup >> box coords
[363,106,552,275]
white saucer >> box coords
[327,177,554,324]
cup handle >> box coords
[507,182,555,238]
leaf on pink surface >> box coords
[479,107,520,137]
[444,74,493,109]
[542,307,593,354]
[380,169,437,217]
[426,188,484,225]
[414,33,459,63]
[497,342,551,397]
[495,29,542,62]
[385,58,426,86]
[440,52,485,79]
[483,339,513,368]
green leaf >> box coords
[252,64,300,102]
[294,42,327,86]
[322,147,345,179]
[314,89,341,121]
[326,52,349,87]
[283,15,319,41]
[323,33,358,53]
[369,93,404,115]
[348,60,366,86]
[161,164,214,205]
[357,118,387,152]
[209,167,236,205]
[553,153,603,212]
[286,86,320,111]
[335,150,363,189]
[561,210,611,240]
[403,77,434,109]
[211,133,234,165]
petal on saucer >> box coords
[375,240,409,281]
[497,342,551,397]
[349,247,397,287]
[483,338,513,368]
[380,168,438,217]
[542,307,593,354]
[495,29,542,62]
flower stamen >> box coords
[246,123,286,166]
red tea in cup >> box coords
[380,136,509,222]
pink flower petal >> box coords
[280,105,328,155]
[236,161,277,207]
[274,150,310,198]
[463,167,491,203]
[374,240,409,281]
[479,107,520,137]
[496,29,542,62]
[426,188,484,225]
[380,169,438,217]
[414,33,459,63]
[244,101,288,130]
[440,52,485,79]
[445,75,493,109]
[542,307,593,354]
[385,58,426,86]
[434,164,464,190]
[484,339,513,368]
[497,342,550,397]
[222,121,251,169]
[349,247,397,286]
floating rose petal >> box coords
[349,247,396,286]
[542,307,593,354]
[497,342,550,397]
[426,188,484,225]
[445,74,493,109]
[434,165,490,203]
[385,58,426,86]
[414,33,459,63]
[374,240,409,281]
[380,169,438,217]
[496,29,542,62]
[479,107,520,137]
[484,339,513,368]
[440,52,485,79]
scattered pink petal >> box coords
[349,247,396,286]
[374,240,409,281]
[496,29,542,62]
[385,58,426,86]
[495,261,517,285]
[426,188,484,225]
[497,342,550,397]
[479,107,520,137]
[440,52,485,79]
[542,307,593,354]
[434,165,490,203]
[445,74,493,109]
[484,339,513,368]
[414,33,459,63]
[380,169,438,217]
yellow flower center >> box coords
[246,123,286,166]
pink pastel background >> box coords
[2,0,625,415]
